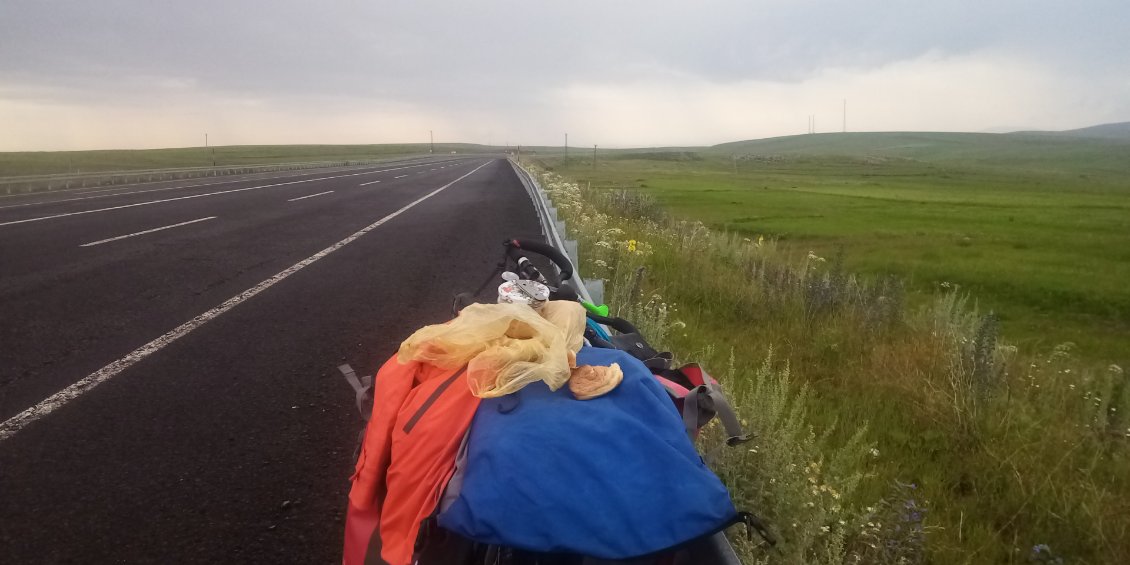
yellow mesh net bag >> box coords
[397,301,587,398]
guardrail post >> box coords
[584,279,605,305]
[564,239,579,269]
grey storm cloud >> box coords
[1,0,1128,149]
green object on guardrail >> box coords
[581,301,609,317]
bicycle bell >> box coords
[497,271,550,309]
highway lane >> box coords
[0,155,461,206]
[0,158,479,281]
[0,158,485,420]
[0,157,544,563]
[0,156,467,224]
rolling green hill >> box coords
[1014,121,1130,141]
[710,131,1130,175]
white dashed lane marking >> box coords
[80,216,217,247]
[287,191,334,202]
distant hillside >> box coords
[709,131,1130,174]
[1055,121,1130,140]
[1010,121,1130,140]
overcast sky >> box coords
[2,0,1128,151]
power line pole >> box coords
[564,132,568,163]
[430,130,434,153]
[592,145,597,170]
[205,133,208,147]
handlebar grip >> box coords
[585,313,640,336]
[551,283,579,302]
[508,239,574,280]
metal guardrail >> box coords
[508,159,602,305]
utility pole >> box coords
[205,133,208,147]
[429,130,434,153]
[564,132,568,163]
[592,144,597,170]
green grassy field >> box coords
[528,147,1130,563]
[0,143,498,177]
[542,132,1130,366]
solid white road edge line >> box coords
[80,216,217,247]
[0,160,491,442]
[287,191,334,202]
[359,180,381,186]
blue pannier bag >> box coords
[436,347,744,559]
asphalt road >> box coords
[0,156,545,563]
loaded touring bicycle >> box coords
[341,239,774,565]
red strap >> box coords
[681,365,706,387]
[684,364,719,386]
[653,374,691,397]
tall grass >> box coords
[531,166,1130,564]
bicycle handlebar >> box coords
[584,313,639,335]
[506,239,574,281]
